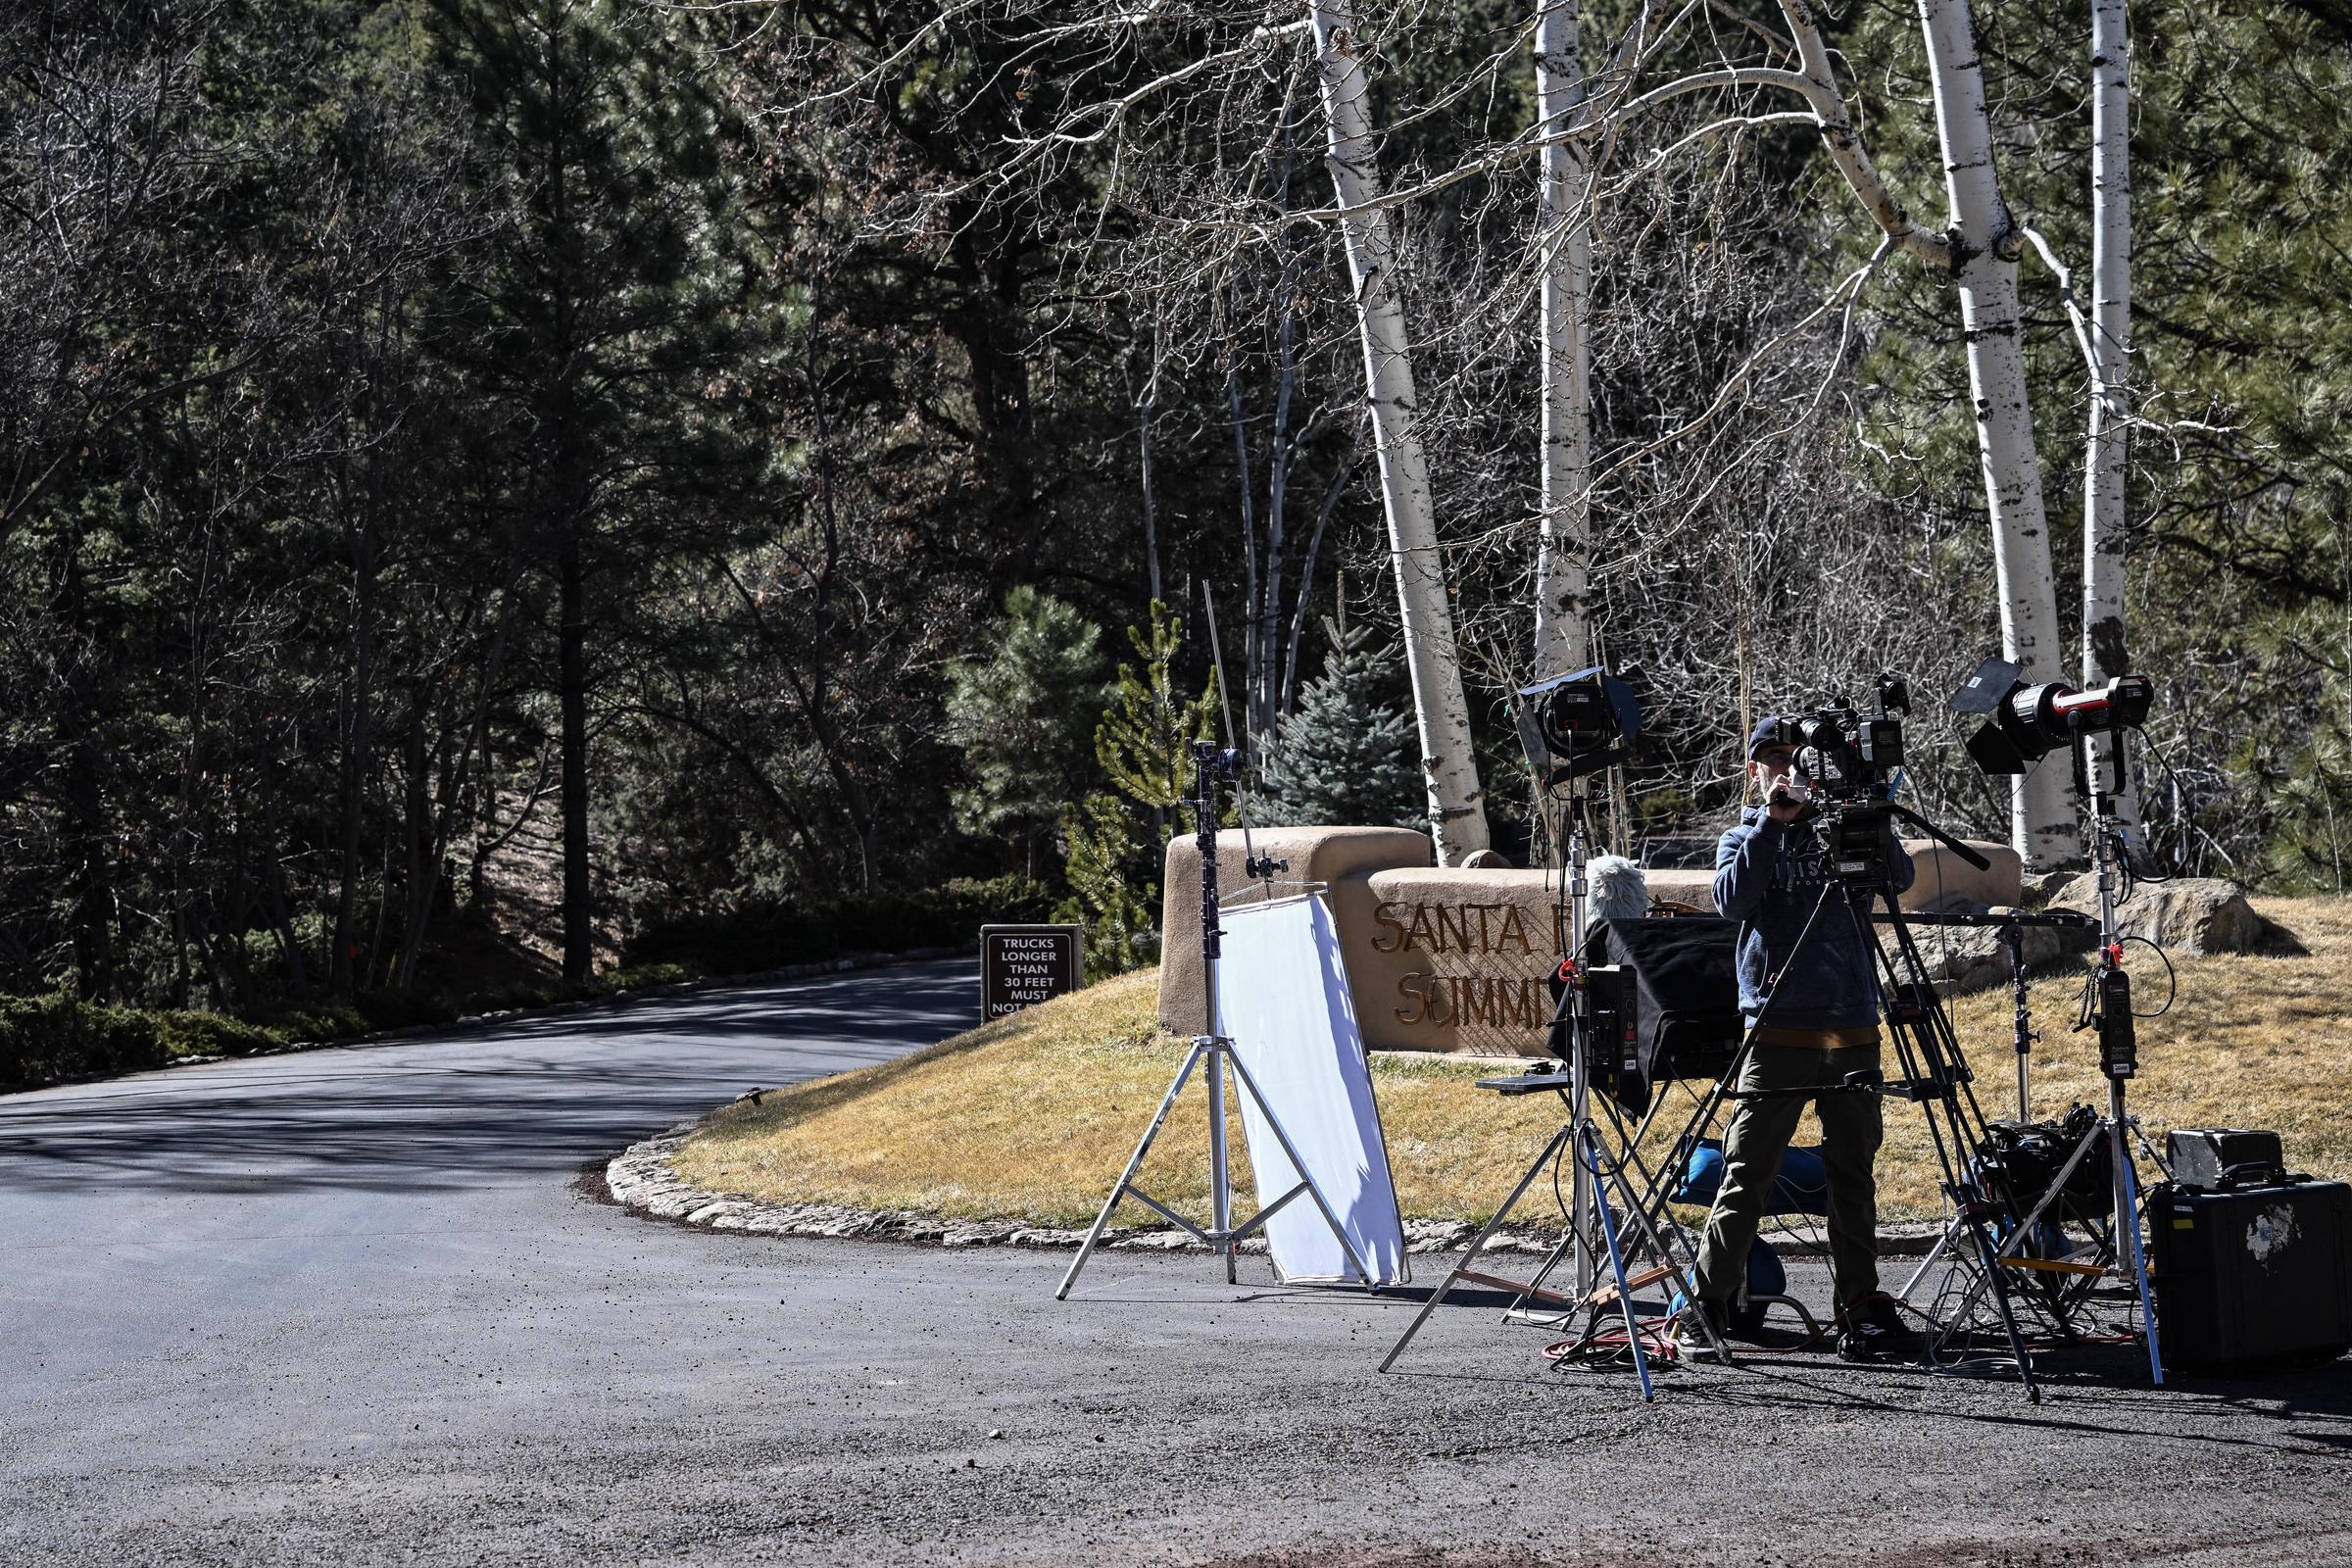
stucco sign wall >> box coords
[1156,825,2020,1056]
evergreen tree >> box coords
[944,587,1112,875]
[1059,601,1216,977]
[1260,618,1421,829]
[427,0,751,979]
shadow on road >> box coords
[0,962,977,1196]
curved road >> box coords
[6,958,2352,1567]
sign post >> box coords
[979,924,1084,1020]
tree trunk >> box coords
[1308,0,1491,862]
[2082,0,2135,825]
[1917,0,2080,864]
[330,513,375,995]
[1127,329,1163,605]
[1532,0,1593,679]
[559,527,593,981]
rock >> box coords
[1459,849,1513,870]
[2045,874,2299,956]
[2019,868,2077,907]
[1403,1218,1473,1253]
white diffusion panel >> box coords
[1215,894,1408,1286]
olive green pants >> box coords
[1691,1041,1884,1310]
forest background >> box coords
[1,0,2346,1074]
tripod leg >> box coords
[1589,1124,1730,1366]
[1380,1126,1573,1372]
[2113,1108,2164,1385]
[1582,1127,1656,1400]
[1209,1047,1235,1285]
[1963,1206,2042,1403]
[1056,1044,1205,1300]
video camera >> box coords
[1950,658,2152,775]
[1513,664,1641,789]
[1752,675,1909,807]
[1749,677,1911,886]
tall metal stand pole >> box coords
[2077,721,2165,1384]
[1563,788,1594,1297]
[2006,923,2034,1121]
[1196,750,1238,1284]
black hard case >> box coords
[2149,1178,2352,1371]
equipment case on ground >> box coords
[2148,1177,2352,1372]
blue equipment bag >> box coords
[1670,1138,1833,1216]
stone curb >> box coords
[602,1122,1947,1257]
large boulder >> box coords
[2044,874,2302,956]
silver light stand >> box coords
[1057,587,1375,1301]
[2073,719,2167,1384]
[1563,781,1597,1298]
[1054,742,1375,1298]
[1382,765,1736,1388]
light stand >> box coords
[1895,727,2167,1383]
[1055,742,1375,1300]
[1561,782,1597,1298]
[2071,719,2166,1384]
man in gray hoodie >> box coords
[1687,715,1919,1358]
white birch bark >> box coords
[2082,0,2135,824]
[1531,0,1592,678]
[1917,0,2081,864]
[1309,0,1491,860]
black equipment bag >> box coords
[1576,917,1742,1113]
[1977,1104,2114,1227]
[2149,1177,2352,1372]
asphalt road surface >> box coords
[7,958,2352,1568]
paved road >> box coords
[7,960,2352,1567]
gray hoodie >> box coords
[1712,806,1916,1030]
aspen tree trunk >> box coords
[1531,0,1593,679]
[2082,0,2135,824]
[1309,0,1490,860]
[1917,0,2081,863]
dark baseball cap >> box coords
[1747,715,1793,760]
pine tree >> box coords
[1058,601,1216,976]
[1260,618,1421,829]
[944,587,1112,874]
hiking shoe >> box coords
[1674,1298,1739,1364]
[1837,1292,1924,1363]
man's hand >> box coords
[1765,778,1810,823]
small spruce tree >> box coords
[1259,618,1423,829]
[1058,601,1217,976]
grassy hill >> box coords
[673,898,2352,1229]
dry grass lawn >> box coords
[674,897,2352,1228]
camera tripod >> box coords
[1621,799,2050,1396]
[1055,742,1374,1299]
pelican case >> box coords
[2148,1177,2352,1372]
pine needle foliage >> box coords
[1259,617,1422,829]
[944,587,1112,871]
[1060,601,1216,976]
